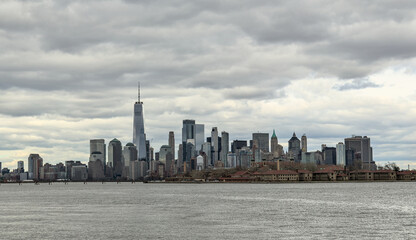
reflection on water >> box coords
[0,182,415,239]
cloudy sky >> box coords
[1,0,415,170]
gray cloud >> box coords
[0,0,415,169]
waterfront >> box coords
[0,182,415,239]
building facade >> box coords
[133,85,147,161]
[90,139,106,167]
[336,142,346,166]
[288,133,301,162]
[252,133,269,153]
[220,131,229,167]
[108,138,123,178]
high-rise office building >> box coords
[181,120,196,170]
[323,147,337,165]
[344,136,374,169]
[133,83,147,161]
[168,131,175,159]
[220,131,229,166]
[28,154,42,180]
[288,133,301,162]
[90,139,106,167]
[182,120,196,143]
[177,143,183,172]
[159,145,173,176]
[271,130,278,157]
[17,161,24,173]
[108,138,123,177]
[270,130,284,158]
[33,156,43,180]
[231,140,247,153]
[145,139,150,163]
[122,143,138,167]
[211,127,219,164]
[184,142,195,172]
[88,158,105,181]
[252,133,269,153]
[237,147,253,168]
[301,134,307,153]
[336,142,346,166]
[201,142,212,167]
[195,124,205,152]
[345,149,355,166]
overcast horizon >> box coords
[1,0,416,170]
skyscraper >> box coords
[90,139,106,168]
[182,120,196,143]
[122,143,138,167]
[336,142,346,166]
[28,154,42,180]
[159,145,173,176]
[202,142,212,167]
[108,138,123,177]
[195,124,205,152]
[252,133,269,153]
[145,139,151,164]
[271,130,278,158]
[323,146,337,165]
[17,161,24,173]
[168,131,175,159]
[288,133,301,162]
[33,156,43,180]
[211,127,219,164]
[231,140,247,153]
[344,136,374,170]
[301,134,307,153]
[220,131,229,167]
[177,143,183,172]
[181,120,196,169]
[133,83,147,161]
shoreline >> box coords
[0,180,414,185]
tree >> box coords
[384,162,400,171]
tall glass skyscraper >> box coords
[195,124,204,152]
[133,84,147,161]
[336,142,346,166]
[182,119,196,143]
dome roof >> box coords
[126,142,135,147]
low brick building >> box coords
[297,170,312,181]
[254,170,299,181]
[336,173,349,181]
[313,169,336,181]
[349,170,373,180]
[397,171,415,180]
[373,170,397,180]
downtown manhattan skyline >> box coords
[0,1,416,170]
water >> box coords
[0,182,415,239]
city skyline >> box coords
[1,1,416,169]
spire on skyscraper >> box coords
[272,129,277,138]
[137,82,142,104]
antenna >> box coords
[138,82,141,103]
